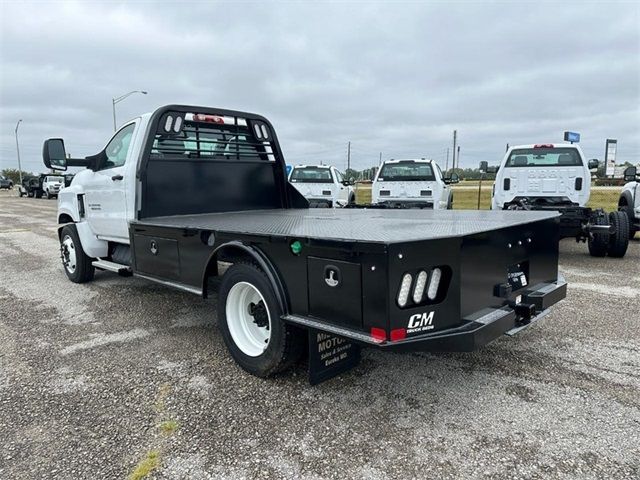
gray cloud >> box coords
[1,0,638,174]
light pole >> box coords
[15,119,23,187]
[112,90,147,131]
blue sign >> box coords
[564,131,580,143]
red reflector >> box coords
[194,114,224,124]
[370,328,386,343]
[390,328,406,342]
[534,144,554,148]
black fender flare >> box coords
[201,241,288,313]
[618,190,634,208]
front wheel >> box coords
[218,262,303,377]
[59,224,95,283]
[608,211,629,258]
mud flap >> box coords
[308,329,361,385]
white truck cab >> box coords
[288,164,354,207]
[492,144,597,210]
[371,159,455,209]
[56,114,149,253]
[42,175,65,199]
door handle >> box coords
[111,174,123,181]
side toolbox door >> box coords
[83,122,137,240]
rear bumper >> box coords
[283,275,567,352]
[375,200,434,209]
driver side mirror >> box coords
[342,180,354,186]
[444,172,459,184]
[624,166,638,181]
[43,138,68,171]
[588,159,599,170]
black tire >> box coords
[45,190,51,199]
[608,211,629,258]
[218,262,304,377]
[447,193,453,210]
[27,191,33,198]
[588,212,609,257]
[35,190,42,199]
[348,193,356,206]
[620,204,638,239]
[59,224,95,283]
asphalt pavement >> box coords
[0,190,638,479]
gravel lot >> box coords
[1,190,638,479]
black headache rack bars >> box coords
[136,105,307,219]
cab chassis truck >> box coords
[44,105,567,384]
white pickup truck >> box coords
[42,175,65,199]
[288,164,354,207]
[491,143,629,257]
[371,159,457,209]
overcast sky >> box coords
[1,0,639,174]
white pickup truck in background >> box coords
[371,158,456,209]
[42,175,64,199]
[288,164,354,207]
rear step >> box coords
[92,259,132,276]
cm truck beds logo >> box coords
[407,311,435,334]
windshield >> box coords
[505,148,582,167]
[290,167,333,183]
[378,162,435,181]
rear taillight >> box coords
[370,328,386,343]
[390,328,406,342]
[427,268,442,300]
[397,267,447,308]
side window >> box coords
[102,123,136,169]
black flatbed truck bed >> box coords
[46,104,568,383]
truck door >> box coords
[83,122,137,241]
[334,169,349,205]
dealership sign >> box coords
[605,139,617,177]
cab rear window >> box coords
[378,162,435,181]
[505,148,582,167]
[290,167,333,183]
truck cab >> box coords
[371,159,455,209]
[288,165,354,207]
[492,144,596,210]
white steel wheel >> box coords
[61,235,77,274]
[225,281,271,357]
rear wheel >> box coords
[59,224,95,283]
[608,211,629,257]
[588,212,609,257]
[218,262,303,377]
[620,204,637,239]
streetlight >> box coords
[15,119,23,187]
[112,90,147,131]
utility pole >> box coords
[15,119,23,187]
[452,130,457,171]
[445,148,449,171]
[379,152,382,164]
[457,145,461,169]
[347,141,351,172]
[506,143,509,152]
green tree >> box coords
[1,168,35,184]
